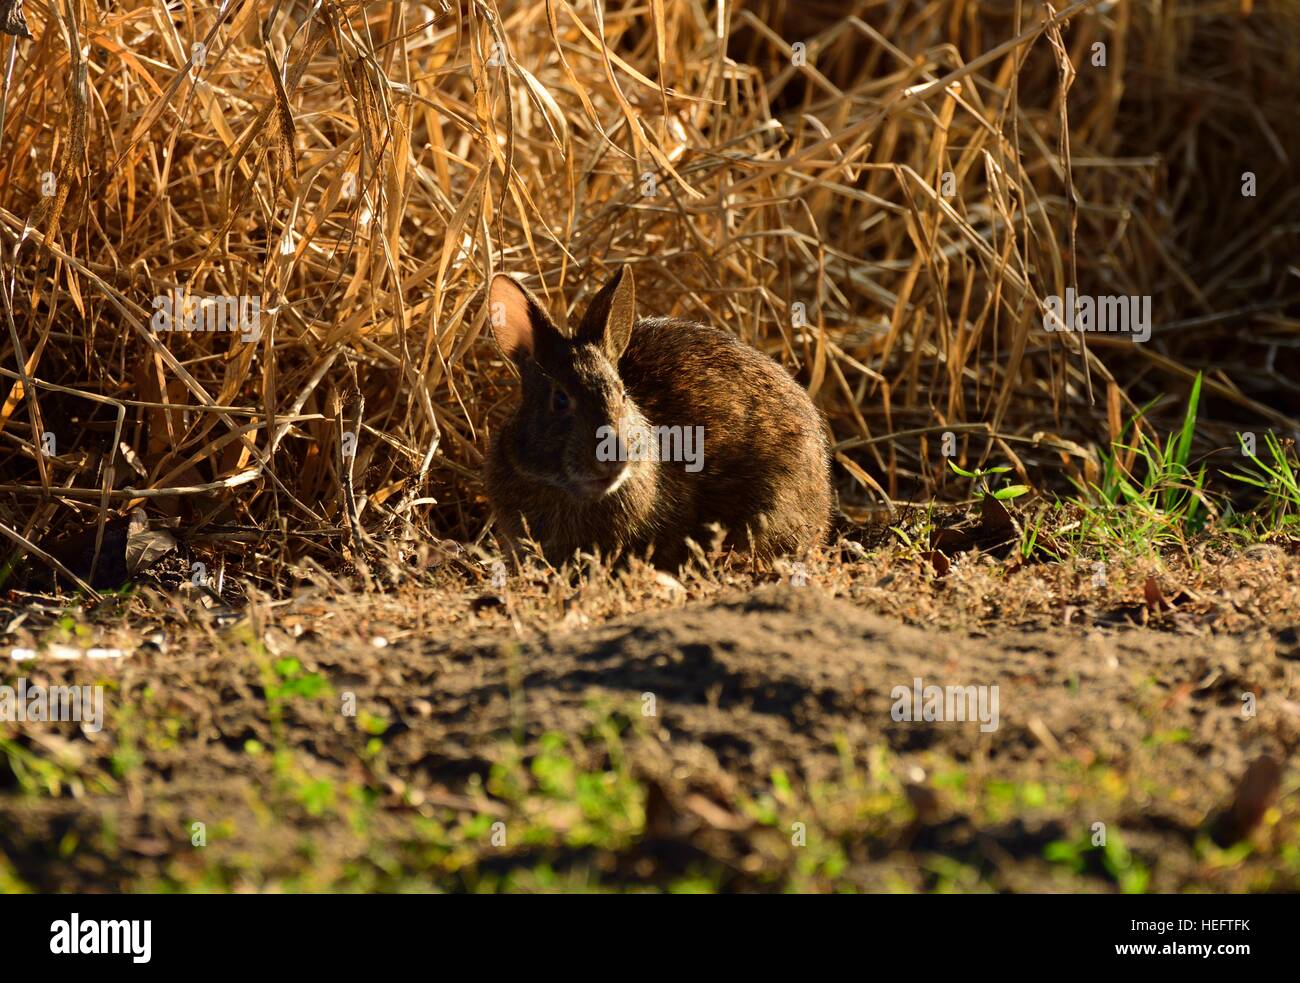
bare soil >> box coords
[3,547,1299,892]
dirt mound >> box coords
[2,585,1295,892]
[403,586,1290,787]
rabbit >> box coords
[484,265,831,570]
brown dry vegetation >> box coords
[1,0,1297,578]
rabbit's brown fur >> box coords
[485,267,831,569]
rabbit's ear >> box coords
[488,274,562,367]
[576,265,635,361]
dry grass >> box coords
[1,0,1297,586]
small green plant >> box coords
[1070,372,1211,548]
[1045,827,1149,894]
[486,718,646,855]
[270,748,340,818]
[947,460,1030,501]
[0,737,116,797]
[1222,430,1300,535]
[1017,504,1064,561]
[265,657,330,702]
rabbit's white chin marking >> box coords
[566,462,633,499]
[603,463,633,496]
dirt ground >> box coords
[2,539,1299,893]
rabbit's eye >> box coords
[550,388,571,413]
